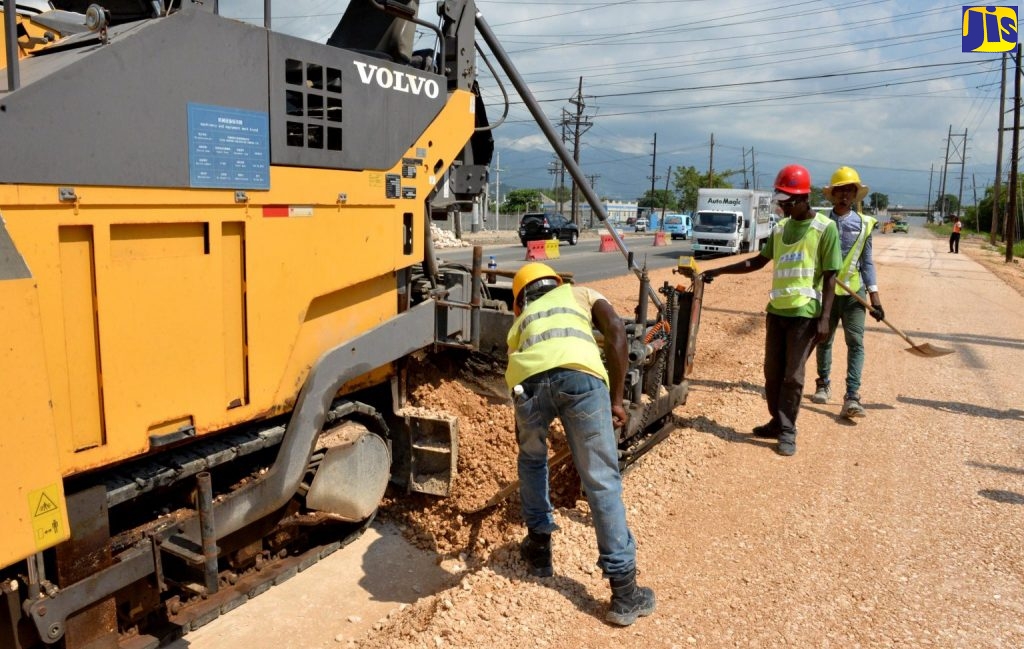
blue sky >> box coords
[222,1,1009,209]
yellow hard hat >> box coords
[823,166,869,203]
[512,262,562,304]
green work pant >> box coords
[815,291,867,398]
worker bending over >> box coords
[505,262,655,626]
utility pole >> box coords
[972,173,979,222]
[993,51,1007,244]
[548,159,563,211]
[940,126,968,219]
[660,165,672,230]
[1006,43,1020,263]
[742,148,749,188]
[707,133,715,187]
[740,147,756,189]
[648,133,659,220]
[549,120,571,216]
[566,77,593,228]
[558,119,569,215]
[586,173,600,227]
[957,128,967,221]
[492,151,503,231]
[751,147,756,192]
[939,126,952,218]
[928,164,935,221]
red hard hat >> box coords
[773,164,811,195]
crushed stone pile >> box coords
[430,223,470,249]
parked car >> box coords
[634,217,649,232]
[518,212,579,246]
[663,213,692,240]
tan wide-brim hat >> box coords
[823,183,869,203]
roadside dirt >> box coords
[182,225,1024,649]
[350,226,1024,648]
[966,234,1024,298]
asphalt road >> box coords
[433,231,697,285]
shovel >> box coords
[834,278,954,358]
[463,447,573,514]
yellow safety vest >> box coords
[836,214,877,295]
[505,284,609,390]
[769,214,831,311]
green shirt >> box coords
[760,214,842,318]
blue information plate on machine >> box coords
[188,103,270,189]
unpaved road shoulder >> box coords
[182,224,1024,648]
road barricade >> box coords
[545,239,560,259]
[599,234,617,252]
[525,239,548,260]
[653,231,667,246]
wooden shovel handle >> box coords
[832,278,914,345]
[466,446,573,513]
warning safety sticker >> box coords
[28,484,64,550]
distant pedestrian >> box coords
[506,262,655,626]
[949,216,962,253]
[811,166,886,420]
[702,165,842,456]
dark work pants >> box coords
[763,313,819,439]
[949,231,960,253]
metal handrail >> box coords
[4,0,20,91]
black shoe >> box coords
[606,570,656,626]
[776,440,796,456]
[520,531,553,578]
[776,430,796,456]
[751,422,780,438]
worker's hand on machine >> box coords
[870,304,885,322]
[611,403,628,429]
[701,271,716,284]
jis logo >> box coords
[962,6,1018,52]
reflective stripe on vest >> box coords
[836,214,876,295]
[768,214,830,310]
[505,284,609,390]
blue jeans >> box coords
[513,367,636,578]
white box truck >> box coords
[691,188,774,256]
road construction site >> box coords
[179,220,1024,648]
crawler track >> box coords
[122,519,372,649]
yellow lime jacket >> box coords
[505,284,609,390]
[835,214,877,295]
[768,213,835,314]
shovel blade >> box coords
[906,343,954,358]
